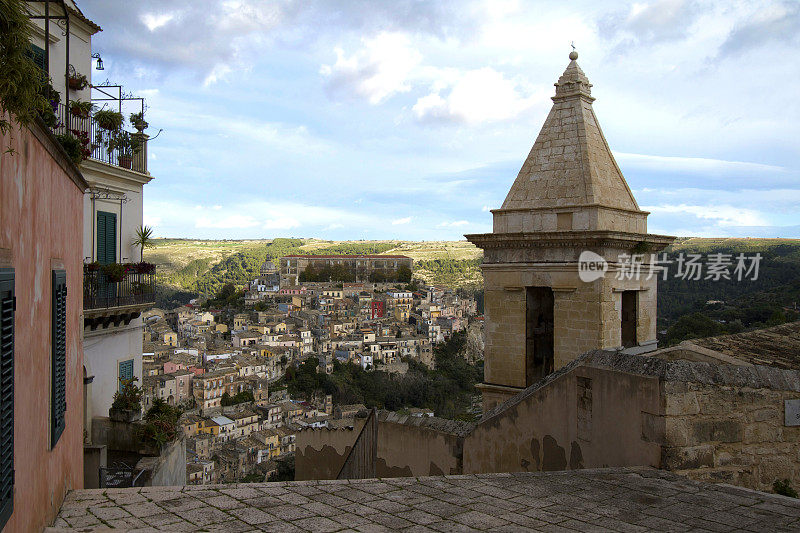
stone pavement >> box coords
[48,467,800,532]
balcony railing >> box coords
[51,103,148,173]
[84,266,156,311]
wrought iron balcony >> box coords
[83,265,155,329]
[51,103,148,173]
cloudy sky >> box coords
[79,0,800,240]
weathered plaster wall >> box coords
[464,364,661,474]
[295,414,468,480]
[295,422,364,481]
[376,412,468,477]
[0,120,86,532]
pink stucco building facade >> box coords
[0,117,87,532]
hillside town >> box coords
[141,257,481,484]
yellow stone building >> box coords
[466,51,674,410]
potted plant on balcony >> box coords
[110,377,142,422]
[108,130,142,169]
[68,72,89,91]
[69,99,92,119]
[94,109,124,131]
[101,262,126,282]
[130,111,148,132]
[132,226,155,261]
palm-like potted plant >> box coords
[110,377,142,422]
[132,225,155,261]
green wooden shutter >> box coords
[27,44,46,74]
[0,269,15,530]
[96,211,117,265]
[118,360,133,392]
[51,270,67,447]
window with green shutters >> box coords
[27,44,46,74]
[118,359,133,392]
[51,270,67,448]
[0,269,15,530]
[96,211,117,265]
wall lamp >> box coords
[92,52,104,70]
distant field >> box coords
[145,237,800,313]
[145,238,485,305]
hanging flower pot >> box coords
[68,73,89,91]
[118,155,133,169]
[94,109,124,131]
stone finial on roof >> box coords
[554,49,593,101]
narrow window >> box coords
[0,269,15,529]
[118,359,134,391]
[51,270,67,447]
[525,287,554,386]
[621,291,638,348]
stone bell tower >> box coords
[466,51,674,411]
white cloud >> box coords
[481,205,491,212]
[392,217,412,225]
[413,67,543,124]
[437,220,469,227]
[141,12,176,32]
[203,63,233,87]
[641,204,769,227]
[614,152,785,176]
[321,32,422,104]
[263,218,301,230]
[324,223,345,231]
[195,214,261,229]
[212,205,222,210]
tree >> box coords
[132,225,155,261]
[0,0,52,153]
[268,454,295,482]
[397,265,412,283]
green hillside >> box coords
[146,237,800,344]
[146,238,484,306]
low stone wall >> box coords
[138,438,187,487]
[661,380,800,491]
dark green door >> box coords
[96,211,117,264]
[96,211,117,304]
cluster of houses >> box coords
[137,265,481,483]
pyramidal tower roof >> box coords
[501,51,641,213]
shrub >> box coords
[141,398,182,447]
[111,377,142,412]
[54,133,83,165]
[774,479,798,498]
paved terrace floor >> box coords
[48,467,800,532]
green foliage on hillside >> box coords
[658,240,800,344]
[413,258,482,287]
[284,332,483,420]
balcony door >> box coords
[96,211,117,264]
[96,211,117,304]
